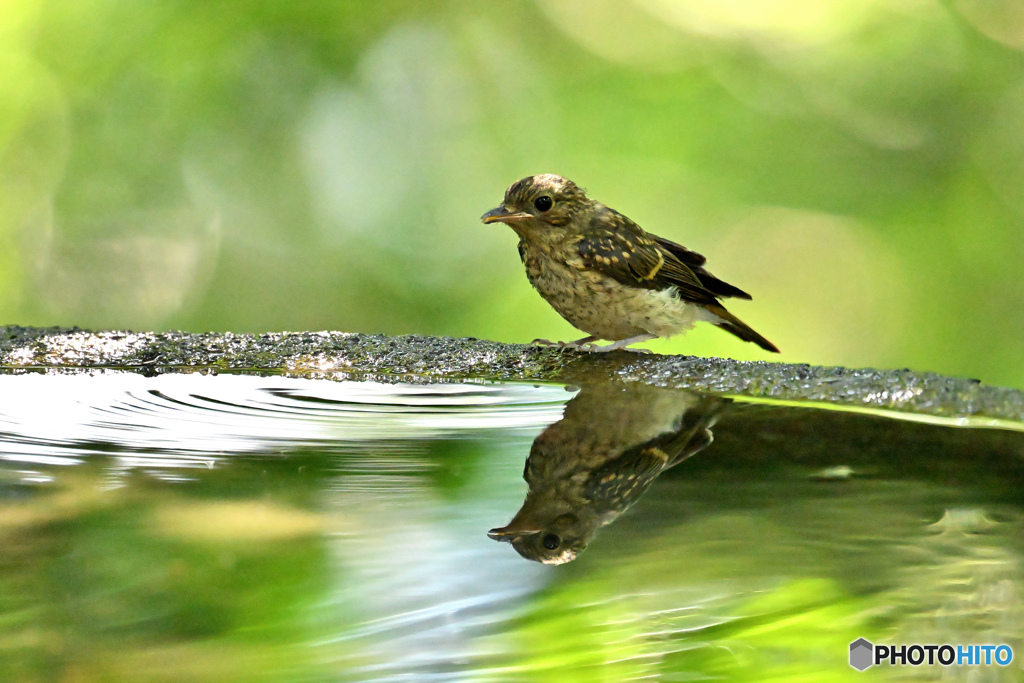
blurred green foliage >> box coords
[2,0,1023,386]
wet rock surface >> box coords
[1,325,1022,424]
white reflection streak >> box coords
[320,458,552,680]
[0,373,569,468]
[316,589,525,643]
[0,452,84,466]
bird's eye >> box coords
[534,196,553,212]
[542,533,560,550]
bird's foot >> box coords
[532,335,657,352]
[587,334,657,353]
[531,335,598,351]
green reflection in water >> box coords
[0,374,1022,681]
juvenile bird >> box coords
[489,383,731,564]
[481,174,779,353]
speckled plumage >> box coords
[482,174,779,352]
[488,383,731,564]
[519,240,700,341]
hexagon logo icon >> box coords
[850,638,874,671]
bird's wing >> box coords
[653,235,752,300]
[652,234,706,267]
[579,210,718,304]
[584,395,731,507]
[583,442,668,512]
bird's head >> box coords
[487,499,595,565]
[487,511,593,565]
[480,174,590,241]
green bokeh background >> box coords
[2,0,1023,387]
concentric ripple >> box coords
[0,371,571,468]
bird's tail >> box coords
[703,304,780,353]
[661,395,732,469]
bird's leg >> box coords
[589,333,657,353]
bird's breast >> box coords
[519,240,700,341]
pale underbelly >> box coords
[526,257,701,341]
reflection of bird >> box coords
[482,174,778,353]
[489,383,731,564]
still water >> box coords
[1,371,1022,681]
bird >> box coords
[488,383,731,564]
[481,174,779,353]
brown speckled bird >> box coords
[488,383,731,564]
[481,174,779,353]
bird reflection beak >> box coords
[481,206,531,224]
[487,525,541,541]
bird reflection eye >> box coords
[534,196,553,212]
[542,533,560,550]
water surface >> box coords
[1,371,1022,681]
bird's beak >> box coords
[487,523,541,542]
[481,205,531,224]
